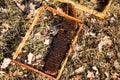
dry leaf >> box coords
[34,32,42,40]
[91,0,98,3]
[1,23,11,33]
[0,7,8,13]
[114,60,120,69]
[35,54,43,60]
[85,32,96,37]
[13,0,25,11]
[87,70,95,78]
[109,17,115,24]
[92,66,99,75]
[75,66,85,73]
[0,71,5,77]
[104,72,109,78]
[1,58,11,69]
[98,36,112,52]
[73,44,81,51]
[44,39,50,45]
[71,75,82,80]
[91,18,97,24]
[112,73,119,79]
[29,3,35,10]
[13,70,23,76]
[27,53,34,64]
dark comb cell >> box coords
[44,4,78,75]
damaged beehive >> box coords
[44,3,78,75]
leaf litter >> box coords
[0,0,120,80]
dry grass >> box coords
[0,0,120,80]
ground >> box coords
[0,0,120,80]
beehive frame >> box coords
[12,4,83,80]
[58,0,113,18]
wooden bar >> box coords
[57,0,112,19]
[12,6,44,60]
[43,4,83,23]
[11,60,56,80]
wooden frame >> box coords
[57,0,113,19]
[12,4,83,80]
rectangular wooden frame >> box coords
[58,0,113,18]
[12,4,83,80]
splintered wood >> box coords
[12,0,112,80]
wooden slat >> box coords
[13,6,44,60]
[57,0,113,19]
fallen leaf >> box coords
[91,0,98,3]
[13,0,25,11]
[1,23,11,33]
[34,32,42,40]
[87,70,95,78]
[114,60,120,69]
[0,7,8,13]
[85,31,96,37]
[13,70,23,76]
[1,58,11,69]
[35,54,43,60]
[112,73,119,79]
[92,66,99,75]
[75,66,85,73]
[71,75,82,80]
[104,72,109,78]
[98,36,112,52]
[0,71,5,77]
[73,44,81,51]
[44,39,50,45]
[29,3,35,10]
[27,53,34,64]
[109,17,116,24]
